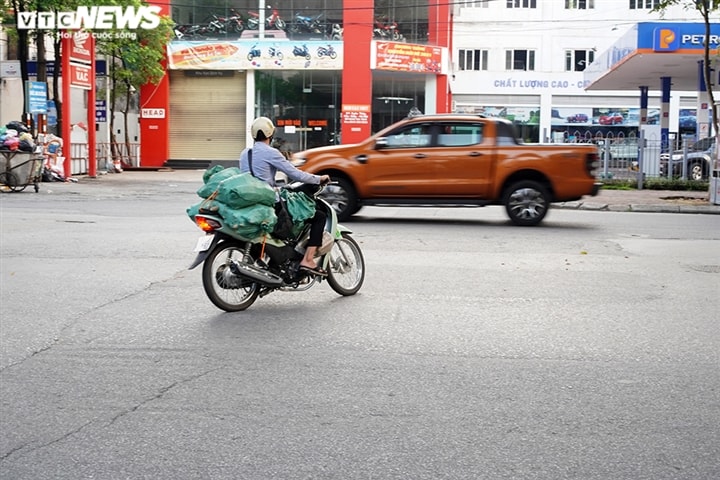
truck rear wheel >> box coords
[503,180,549,226]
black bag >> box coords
[272,198,295,240]
[6,120,29,133]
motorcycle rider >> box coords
[239,117,331,276]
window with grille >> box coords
[463,0,489,7]
[505,50,535,71]
[459,49,488,71]
[565,49,595,71]
[565,0,594,8]
[506,0,537,8]
[629,0,660,8]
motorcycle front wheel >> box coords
[202,242,260,312]
[326,233,365,296]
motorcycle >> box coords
[316,44,337,60]
[289,12,324,35]
[217,9,245,34]
[268,46,283,61]
[247,44,261,61]
[174,23,208,40]
[204,14,227,36]
[247,6,287,31]
[189,182,365,312]
[329,23,343,41]
[373,15,402,41]
[293,44,311,60]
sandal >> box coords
[300,265,328,277]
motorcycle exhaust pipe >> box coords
[229,260,284,287]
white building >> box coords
[450,0,704,143]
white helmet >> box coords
[251,116,275,140]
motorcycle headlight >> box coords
[671,154,682,161]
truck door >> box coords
[433,122,494,197]
[363,123,437,197]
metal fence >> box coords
[67,142,140,175]
[557,129,706,182]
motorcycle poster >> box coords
[168,40,343,70]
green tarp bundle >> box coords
[197,167,276,208]
[187,200,275,239]
[188,166,316,240]
[280,189,317,236]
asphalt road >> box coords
[1,171,719,479]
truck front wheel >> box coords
[503,180,550,226]
[320,176,360,221]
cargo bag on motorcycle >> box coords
[188,167,279,239]
[273,189,316,240]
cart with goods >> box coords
[0,150,44,193]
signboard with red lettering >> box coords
[341,104,370,129]
[69,62,93,89]
[142,108,166,118]
[373,41,445,74]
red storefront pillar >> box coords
[140,1,171,168]
[427,1,451,114]
[341,0,374,144]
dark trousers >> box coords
[308,206,327,247]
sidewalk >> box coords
[556,187,720,215]
[7,168,720,215]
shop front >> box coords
[141,0,450,168]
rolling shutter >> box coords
[169,71,246,161]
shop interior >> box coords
[256,68,427,153]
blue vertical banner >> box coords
[25,81,48,114]
[95,100,107,123]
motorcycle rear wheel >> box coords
[326,233,365,296]
[202,242,259,311]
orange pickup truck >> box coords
[291,114,601,225]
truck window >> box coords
[384,125,432,148]
[496,122,519,146]
[437,123,483,146]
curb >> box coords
[555,201,720,215]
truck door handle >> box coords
[356,154,368,164]
[414,153,427,159]
[469,152,483,157]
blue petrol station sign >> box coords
[636,22,720,52]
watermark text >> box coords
[17,6,161,31]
